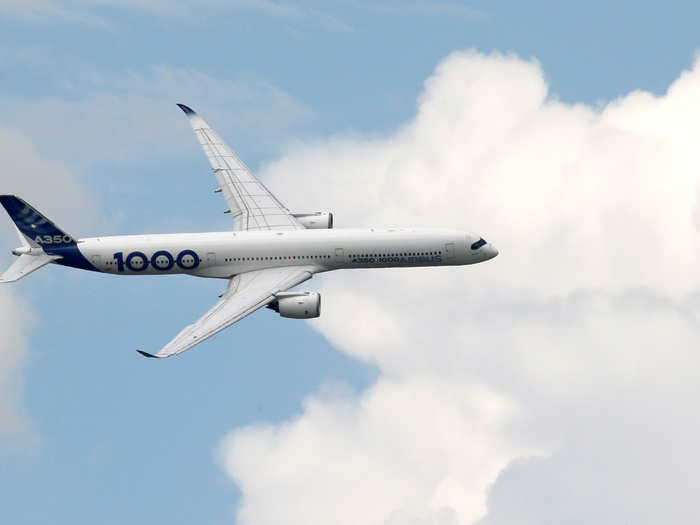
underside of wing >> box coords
[1,254,60,283]
[178,104,304,232]
[137,265,315,358]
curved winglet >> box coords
[176,103,195,115]
[176,103,209,132]
[137,350,163,359]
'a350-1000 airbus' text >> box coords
[0,104,497,358]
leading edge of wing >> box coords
[137,265,316,359]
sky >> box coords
[1,1,700,524]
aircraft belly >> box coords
[190,266,236,279]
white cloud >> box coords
[0,0,351,30]
[221,378,534,525]
[0,125,99,442]
[0,0,113,26]
[0,288,35,442]
[217,51,700,524]
[0,126,98,226]
[362,1,486,20]
[0,64,313,167]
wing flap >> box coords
[139,265,316,358]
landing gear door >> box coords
[445,243,456,261]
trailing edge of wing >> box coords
[138,265,316,359]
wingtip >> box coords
[137,349,162,359]
[177,103,196,116]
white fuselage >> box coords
[75,228,497,278]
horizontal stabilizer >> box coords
[0,254,60,283]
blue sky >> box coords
[2,2,700,524]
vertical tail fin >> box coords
[11,222,39,249]
[0,195,76,251]
[0,195,95,275]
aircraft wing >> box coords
[137,265,315,358]
[178,104,304,232]
[0,254,61,283]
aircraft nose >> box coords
[484,244,499,260]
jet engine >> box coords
[267,292,321,319]
[292,212,333,229]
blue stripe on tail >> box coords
[0,195,72,243]
[0,195,97,272]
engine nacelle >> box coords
[292,212,333,229]
[267,292,321,319]
[11,246,43,256]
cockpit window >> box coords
[471,238,487,250]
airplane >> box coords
[0,104,498,358]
